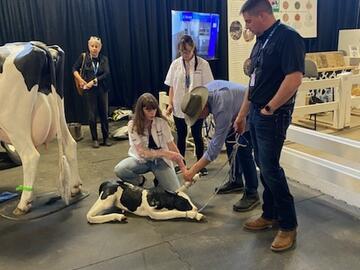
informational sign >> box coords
[273,0,317,38]
[228,0,255,84]
[228,0,317,84]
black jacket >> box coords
[72,52,110,91]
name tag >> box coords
[250,72,256,87]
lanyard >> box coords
[254,22,281,67]
[261,21,280,50]
[92,61,99,75]
[182,58,190,90]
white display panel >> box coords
[338,29,360,56]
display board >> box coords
[228,0,256,84]
[171,10,220,60]
[272,0,317,38]
[228,0,317,84]
[338,29,360,57]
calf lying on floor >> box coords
[87,180,204,223]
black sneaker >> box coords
[175,166,181,174]
[215,181,244,194]
[233,193,260,212]
[199,167,208,176]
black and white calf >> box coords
[87,179,204,223]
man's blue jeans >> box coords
[226,129,258,196]
[249,103,297,230]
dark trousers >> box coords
[173,116,204,161]
[84,88,109,141]
[226,129,258,196]
[249,103,297,230]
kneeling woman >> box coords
[114,93,185,191]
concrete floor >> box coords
[0,121,359,270]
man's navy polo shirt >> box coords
[248,20,305,106]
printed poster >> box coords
[228,0,317,83]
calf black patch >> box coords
[117,181,143,212]
[146,187,192,211]
[99,181,119,200]
[0,47,10,74]
[14,43,46,92]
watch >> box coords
[264,105,272,113]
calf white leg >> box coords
[87,195,126,224]
[148,209,204,221]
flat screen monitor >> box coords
[171,10,220,60]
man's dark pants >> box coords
[226,129,258,196]
[248,103,297,230]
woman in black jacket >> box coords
[73,36,111,148]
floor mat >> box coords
[0,190,89,220]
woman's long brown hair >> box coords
[132,93,166,136]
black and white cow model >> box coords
[0,42,82,215]
[87,179,204,223]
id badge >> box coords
[250,72,256,87]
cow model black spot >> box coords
[48,46,65,99]
[12,42,65,98]
[14,43,46,92]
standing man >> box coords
[234,0,305,252]
[182,80,259,212]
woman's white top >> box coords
[164,56,214,118]
[128,117,174,168]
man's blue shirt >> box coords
[204,80,247,161]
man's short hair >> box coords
[240,0,273,16]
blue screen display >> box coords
[171,10,220,60]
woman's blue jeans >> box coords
[249,103,297,230]
[114,157,180,191]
